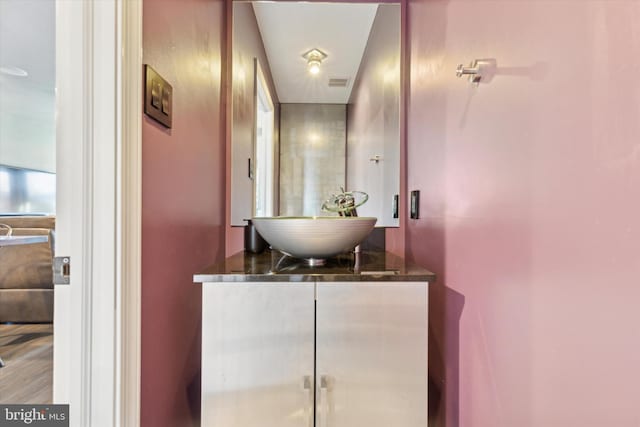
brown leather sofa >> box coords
[0,216,55,323]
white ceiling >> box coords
[252,2,378,104]
[0,0,55,89]
[0,0,56,173]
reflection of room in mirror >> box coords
[230,1,400,227]
[347,4,400,226]
[280,104,346,217]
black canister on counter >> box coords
[244,219,267,254]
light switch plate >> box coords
[144,65,172,128]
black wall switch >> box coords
[410,190,420,219]
[393,194,399,219]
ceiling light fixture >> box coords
[308,59,321,75]
[302,49,327,76]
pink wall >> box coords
[407,1,640,426]
[347,4,402,248]
[141,0,225,425]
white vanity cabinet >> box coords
[200,279,428,427]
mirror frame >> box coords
[224,0,407,258]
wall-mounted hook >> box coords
[456,61,482,83]
[456,59,496,85]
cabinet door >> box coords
[316,282,428,427]
[202,282,315,427]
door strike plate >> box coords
[53,256,71,285]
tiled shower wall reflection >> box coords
[279,104,346,216]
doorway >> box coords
[1,0,142,425]
[0,0,56,404]
[254,59,275,217]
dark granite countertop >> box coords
[194,250,436,283]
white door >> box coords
[254,59,275,218]
[54,1,142,426]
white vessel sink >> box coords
[251,216,377,263]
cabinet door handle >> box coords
[318,375,331,427]
[302,375,313,427]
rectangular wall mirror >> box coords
[230,1,401,227]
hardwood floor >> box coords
[0,324,53,404]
